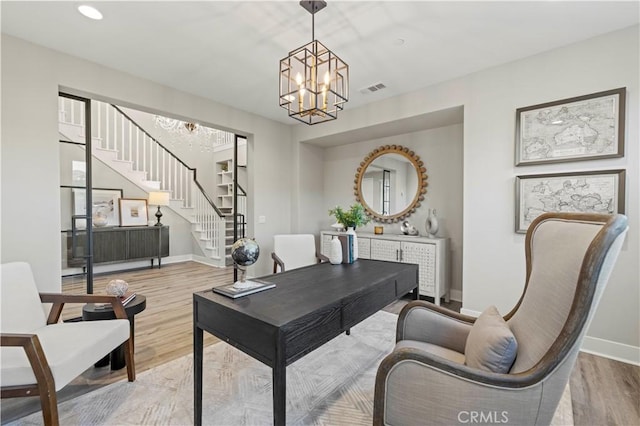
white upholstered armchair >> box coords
[374,213,628,425]
[1,262,135,426]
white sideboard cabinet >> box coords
[321,231,449,305]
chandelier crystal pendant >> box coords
[279,0,349,125]
[153,115,233,152]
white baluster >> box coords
[80,102,84,128]
[58,97,64,122]
[70,99,75,125]
[174,161,178,202]
[149,137,152,180]
[107,106,116,150]
[173,158,177,199]
[97,102,101,147]
[162,150,166,190]
[144,134,148,178]
[155,144,159,188]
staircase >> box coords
[58,97,243,267]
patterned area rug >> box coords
[9,311,572,425]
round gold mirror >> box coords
[354,145,428,223]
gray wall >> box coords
[58,142,194,270]
[1,34,292,290]
[1,25,637,362]
[318,124,464,298]
[293,26,639,361]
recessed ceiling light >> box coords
[78,5,103,20]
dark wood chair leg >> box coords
[39,386,59,426]
[123,339,135,382]
[346,329,350,335]
[1,333,60,426]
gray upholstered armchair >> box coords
[374,212,628,425]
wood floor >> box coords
[2,261,638,425]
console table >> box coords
[193,260,418,426]
[67,226,169,268]
[321,231,449,304]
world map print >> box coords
[518,174,618,232]
[519,94,619,162]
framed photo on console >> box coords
[119,198,149,227]
[515,169,625,233]
[72,188,122,229]
[515,88,625,166]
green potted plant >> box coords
[329,203,369,261]
[329,203,370,229]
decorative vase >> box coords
[329,236,343,265]
[346,227,358,260]
[425,209,439,238]
[401,221,419,236]
[93,211,108,228]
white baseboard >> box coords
[62,255,217,277]
[459,307,639,366]
[581,336,640,366]
[162,254,193,265]
[191,254,227,268]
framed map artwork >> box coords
[515,88,625,166]
[515,170,625,233]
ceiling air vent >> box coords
[359,82,387,95]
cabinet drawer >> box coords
[370,239,401,262]
[321,234,333,257]
[358,237,371,259]
[402,241,436,288]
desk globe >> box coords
[231,238,260,289]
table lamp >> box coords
[148,191,170,226]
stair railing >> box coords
[89,100,227,260]
[236,183,248,239]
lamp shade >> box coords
[148,191,170,206]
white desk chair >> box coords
[271,234,328,273]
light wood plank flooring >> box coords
[2,261,638,425]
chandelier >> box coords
[153,116,216,138]
[279,0,349,125]
[153,115,232,152]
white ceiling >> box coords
[2,1,638,126]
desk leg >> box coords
[273,360,286,426]
[273,331,286,426]
[413,286,419,300]
[194,323,203,426]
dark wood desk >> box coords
[193,259,418,426]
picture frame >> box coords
[72,188,123,229]
[515,88,625,166]
[515,169,625,233]
[119,198,149,227]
